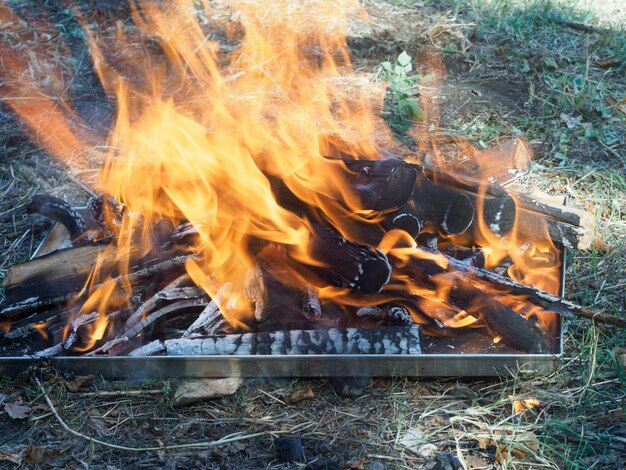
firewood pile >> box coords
[0,142,602,359]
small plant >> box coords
[377,51,424,134]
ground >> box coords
[0,0,625,469]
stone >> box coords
[171,377,243,406]
[274,436,303,462]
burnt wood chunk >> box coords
[421,164,591,247]
[476,300,548,353]
[340,158,417,210]
[163,325,422,355]
[26,194,87,241]
[302,285,322,320]
[386,176,475,237]
[302,226,391,294]
[0,247,190,319]
[244,265,268,322]
[515,193,595,249]
[375,147,591,247]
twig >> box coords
[549,17,610,35]
[445,256,626,329]
[34,377,289,452]
[65,173,97,198]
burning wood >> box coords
[0,0,605,367]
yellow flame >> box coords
[0,0,562,347]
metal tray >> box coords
[0,221,566,378]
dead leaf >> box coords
[465,454,489,469]
[0,449,23,466]
[4,402,31,419]
[346,457,365,469]
[285,386,314,405]
[0,393,7,405]
[23,444,61,466]
[62,375,94,392]
[372,378,392,389]
[399,426,436,457]
[509,396,540,414]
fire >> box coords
[0,0,561,350]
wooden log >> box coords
[299,226,392,294]
[384,177,475,237]
[475,300,547,353]
[377,148,593,248]
[423,165,591,247]
[163,325,422,356]
[1,244,107,310]
[514,192,595,249]
[339,158,418,210]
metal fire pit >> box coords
[0,223,566,378]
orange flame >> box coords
[0,0,561,348]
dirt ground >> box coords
[0,1,625,469]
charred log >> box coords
[394,176,475,236]
[0,248,190,319]
[163,325,422,356]
[339,158,418,211]
[299,226,392,294]
[396,253,548,353]
[356,304,413,325]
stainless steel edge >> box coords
[0,353,560,378]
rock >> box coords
[171,377,243,406]
[399,426,436,457]
[274,436,303,462]
[364,460,385,470]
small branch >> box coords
[445,256,626,328]
[550,17,610,34]
[34,377,292,452]
[302,285,322,321]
